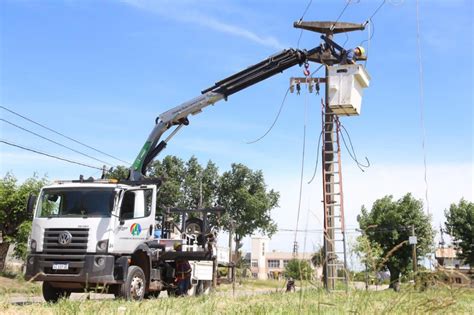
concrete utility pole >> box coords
[292,21,366,291]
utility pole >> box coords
[411,225,417,275]
[293,21,366,291]
[228,228,233,281]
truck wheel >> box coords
[42,282,71,303]
[115,265,146,301]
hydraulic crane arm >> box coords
[129,46,319,181]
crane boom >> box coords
[129,46,319,181]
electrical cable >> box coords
[310,64,324,78]
[296,0,314,48]
[331,0,352,31]
[339,123,370,171]
[307,130,322,184]
[293,88,309,254]
[0,106,131,165]
[1,139,104,171]
[365,0,387,24]
[342,32,350,48]
[415,0,430,214]
[246,87,290,144]
[359,18,374,67]
[1,118,114,167]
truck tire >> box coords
[42,281,71,303]
[114,265,146,301]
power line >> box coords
[364,0,387,24]
[1,139,104,171]
[331,0,353,31]
[1,118,114,167]
[415,0,430,214]
[296,0,314,48]
[246,87,291,144]
[0,106,131,165]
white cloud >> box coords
[120,0,285,50]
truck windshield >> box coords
[37,188,115,218]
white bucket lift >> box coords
[327,64,370,116]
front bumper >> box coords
[25,253,120,284]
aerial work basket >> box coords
[327,64,370,116]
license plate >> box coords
[52,263,69,270]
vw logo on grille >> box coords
[58,231,73,245]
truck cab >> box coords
[25,179,219,302]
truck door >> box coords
[112,186,156,253]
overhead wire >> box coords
[330,0,353,31]
[1,139,105,171]
[0,106,131,165]
[364,0,387,24]
[296,0,314,48]
[1,118,114,167]
[245,87,290,144]
[359,0,391,67]
[415,0,430,214]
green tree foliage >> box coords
[106,165,129,180]
[217,163,279,247]
[354,234,383,270]
[311,246,325,267]
[284,259,313,280]
[357,193,434,290]
[148,156,186,216]
[353,234,383,284]
[0,173,48,268]
[107,157,278,243]
[444,199,474,265]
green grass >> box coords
[1,286,473,314]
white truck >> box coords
[24,22,366,301]
[25,178,223,301]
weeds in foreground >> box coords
[0,285,472,314]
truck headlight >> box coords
[96,239,109,253]
[30,240,37,252]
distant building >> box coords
[248,237,322,280]
[435,247,472,287]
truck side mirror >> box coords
[27,194,37,217]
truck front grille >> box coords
[43,228,89,255]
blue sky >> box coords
[1,0,472,258]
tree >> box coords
[110,156,221,219]
[0,173,48,270]
[357,193,434,290]
[353,234,383,285]
[311,246,325,267]
[284,259,313,280]
[110,158,279,249]
[444,199,474,265]
[217,163,279,253]
[106,165,129,180]
[148,155,186,216]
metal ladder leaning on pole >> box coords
[321,104,348,291]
